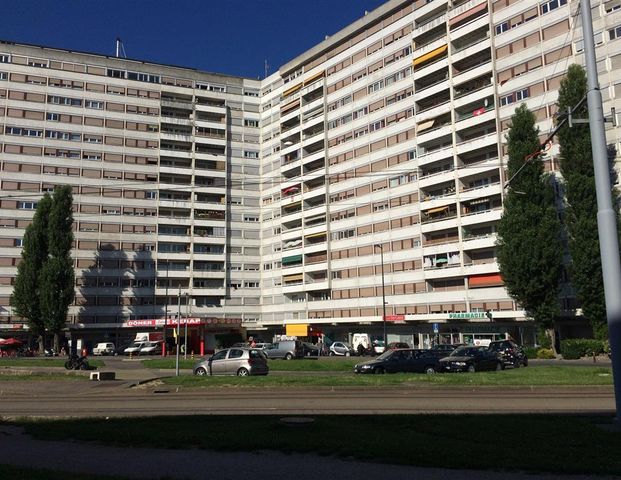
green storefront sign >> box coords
[448,312,486,319]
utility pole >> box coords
[375,244,388,348]
[184,292,189,360]
[581,0,621,422]
[175,285,181,377]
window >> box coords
[244,119,259,127]
[368,80,384,94]
[17,201,37,210]
[107,68,125,79]
[515,88,530,101]
[0,71,6,80]
[85,100,104,109]
[541,0,567,14]
[145,191,157,199]
[610,26,621,41]
[0,54,10,63]
[14,238,23,247]
[127,72,160,83]
[495,22,509,35]
[244,151,259,159]
[46,112,59,121]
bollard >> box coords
[129,351,132,360]
[191,351,194,360]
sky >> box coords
[1,0,389,79]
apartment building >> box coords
[1,0,620,348]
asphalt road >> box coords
[0,381,614,417]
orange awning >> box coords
[413,45,447,67]
[469,273,504,288]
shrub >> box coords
[536,348,556,359]
[524,347,539,359]
[560,339,605,359]
[537,328,552,349]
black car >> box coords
[438,346,504,373]
[301,342,320,357]
[354,349,441,374]
[430,343,464,354]
[488,340,528,368]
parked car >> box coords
[430,343,464,354]
[354,349,441,374]
[123,341,147,355]
[264,340,303,360]
[387,342,410,350]
[438,345,504,373]
[488,340,528,368]
[301,342,320,357]
[139,341,162,355]
[254,342,272,350]
[193,347,269,376]
[93,342,116,356]
[372,340,386,354]
[329,341,354,356]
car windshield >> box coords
[375,350,394,361]
[129,343,141,348]
[374,340,385,347]
[450,346,480,357]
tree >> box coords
[496,104,564,350]
[556,64,617,340]
[40,186,75,353]
[10,194,52,353]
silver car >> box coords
[193,347,269,376]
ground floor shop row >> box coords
[1,315,592,355]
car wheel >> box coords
[495,362,503,371]
[345,351,351,357]
[424,366,436,375]
[374,367,385,374]
[79,362,89,370]
[285,352,293,360]
[467,364,476,373]
[513,361,520,368]
[237,368,249,377]
[329,351,335,356]
[195,367,207,376]
[523,358,528,367]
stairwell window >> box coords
[541,0,567,15]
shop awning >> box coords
[286,323,308,336]
[469,273,504,288]
[284,274,304,282]
[417,119,435,132]
[282,254,303,265]
[426,206,449,214]
[413,45,447,67]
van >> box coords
[264,340,303,360]
[93,342,116,356]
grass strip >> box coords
[143,357,358,371]
[0,373,87,381]
[159,365,613,387]
[14,414,621,476]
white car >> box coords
[93,342,116,356]
[139,341,162,355]
[329,342,354,356]
[124,341,147,355]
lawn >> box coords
[160,365,614,387]
[143,357,357,371]
[13,414,621,476]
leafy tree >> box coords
[497,104,564,350]
[556,64,617,340]
[10,194,52,353]
[40,186,75,353]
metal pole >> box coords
[375,244,387,348]
[581,0,621,421]
[175,285,181,377]
[184,293,189,360]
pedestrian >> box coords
[317,338,323,356]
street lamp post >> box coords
[184,293,189,360]
[175,285,181,377]
[374,244,387,348]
